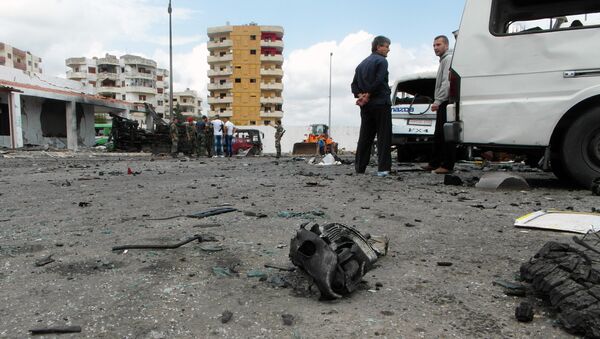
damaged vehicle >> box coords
[289,223,387,299]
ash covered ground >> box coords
[0,151,594,338]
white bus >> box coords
[446,0,600,187]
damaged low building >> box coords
[0,65,132,150]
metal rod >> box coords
[168,0,174,119]
[328,52,332,137]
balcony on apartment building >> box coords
[207,54,233,63]
[207,96,233,104]
[260,40,284,49]
[127,85,156,94]
[0,56,5,66]
[208,82,233,90]
[208,110,233,118]
[97,56,119,66]
[98,86,122,96]
[260,82,283,91]
[260,97,283,104]
[66,70,88,79]
[125,71,154,80]
[96,72,118,81]
[207,68,233,77]
[260,68,283,76]
[207,26,233,35]
[66,57,86,66]
[122,55,157,68]
[260,54,283,63]
[207,39,233,49]
[260,110,284,118]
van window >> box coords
[490,0,600,35]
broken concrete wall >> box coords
[0,92,10,147]
[20,96,94,148]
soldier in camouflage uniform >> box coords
[186,118,197,157]
[205,118,214,157]
[272,120,285,158]
[195,116,207,157]
[170,118,179,157]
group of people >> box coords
[352,34,456,176]
[169,115,237,158]
[169,115,285,159]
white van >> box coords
[390,72,436,161]
[447,0,600,187]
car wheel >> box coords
[561,107,600,188]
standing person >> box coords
[186,117,197,157]
[196,115,207,157]
[351,35,392,177]
[212,115,224,157]
[169,118,179,158]
[205,117,214,157]
[223,117,236,157]
[422,35,456,174]
[271,120,285,158]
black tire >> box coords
[520,236,600,338]
[550,151,571,182]
[561,107,600,188]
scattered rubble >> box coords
[475,172,530,190]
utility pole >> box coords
[328,52,332,137]
[168,0,174,119]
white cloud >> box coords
[282,31,438,127]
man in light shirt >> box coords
[223,117,236,157]
[212,115,224,157]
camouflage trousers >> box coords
[171,140,178,156]
[196,134,207,156]
[275,139,281,158]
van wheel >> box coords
[561,107,600,188]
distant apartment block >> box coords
[207,23,283,125]
[0,42,43,74]
[65,54,170,118]
[173,88,202,117]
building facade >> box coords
[207,24,283,126]
[173,88,202,118]
[0,42,43,74]
[66,54,170,121]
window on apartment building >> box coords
[17,58,21,63]
[219,93,226,98]
[249,121,256,125]
[157,75,163,81]
[219,51,226,57]
[235,66,241,69]
[139,95,146,101]
[157,100,163,106]
[220,108,226,113]
[235,78,241,83]
[34,63,38,68]
[250,79,256,83]
[121,67,125,73]
[122,95,126,100]
[89,81,96,86]
[219,79,226,85]
[250,35,256,40]
[263,120,271,126]
[220,66,226,71]
[157,88,163,94]
[28,61,32,66]
[183,99,187,103]
[250,50,256,55]
[7,53,11,59]
[220,37,226,42]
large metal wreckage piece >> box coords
[289,223,388,299]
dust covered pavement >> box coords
[0,152,594,338]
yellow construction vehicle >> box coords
[292,124,338,156]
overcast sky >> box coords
[1,0,465,126]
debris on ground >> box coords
[515,302,534,323]
[220,310,233,324]
[514,210,600,234]
[281,314,295,326]
[148,207,237,220]
[34,255,55,267]
[475,172,530,190]
[112,234,206,251]
[289,223,388,299]
[277,210,325,219]
[444,174,463,186]
[492,279,528,297]
[519,232,600,337]
[264,263,295,272]
[212,266,234,277]
[29,325,82,335]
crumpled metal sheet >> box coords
[289,223,387,299]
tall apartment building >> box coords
[0,42,43,74]
[207,24,284,126]
[66,54,170,118]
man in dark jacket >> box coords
[351,35,392,176]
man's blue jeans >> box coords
[214,135,223,156]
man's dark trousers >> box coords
[429,102,456,170]
[355,104,392,173]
